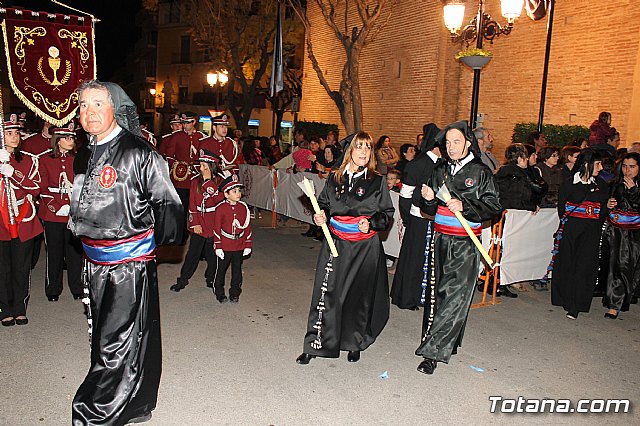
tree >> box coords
[288,0,395,135]
[185,0,278,134]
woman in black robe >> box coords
[603,152,640,319]
[551,149,614,319]
[390,123,440,310]
[415,121,502,375]
[296,131,394,364]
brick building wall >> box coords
[299,0,640,162]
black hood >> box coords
[435,120,481,162]
[420,123,440,152]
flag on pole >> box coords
[269,0,284,97]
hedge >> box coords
[512,123,590,147]
[296,121,339,140]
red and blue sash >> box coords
[565,201,600,219]
[329,215,377,241]
[608,208,640,229]
[81,229,156,265]
[434,205,481,237]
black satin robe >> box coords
[416,158,501,363]
[551,177,609,314]
[604,182,640,311]
[69,129,182,426]
[303,171,394,357]
[391,153,438,309]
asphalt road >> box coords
[1,217,638,425]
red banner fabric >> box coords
[525,0,548,21]
[1,8,96,126]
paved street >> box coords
[1,217,639,425]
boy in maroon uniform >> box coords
[213,175,252,303]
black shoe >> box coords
[604,311,618,319]
[532,280,548,291]
[216,295,228,303]
[170,282,186,292]
[347,350,360,362]
[408,306,420,311]
[301,230,314,237]
[73,294,83,300]
[229,296,239,303]
[126,411,152,424]
[592,290,605,298]
[15,317,28,325]
[631,296,638,304]
[313,235,324,241]
[47,296,59,302]
[501,285,518,298]
[1,318,15,327]
[296,353,315,364]
[417,358,437,375]
[206,282,213,288]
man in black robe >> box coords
[415,121,501,375]
[69,80,182,425]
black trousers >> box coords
[72,260,161,426]
[0,237,34,319]
[177,234,216,286]
[43,221,84,298]
[213,250,243,298]
[175,188,190,245]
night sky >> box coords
[5,0,142,80]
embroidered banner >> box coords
[1,8,96,126]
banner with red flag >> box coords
[525,0,549,21]
[1,8,96,126]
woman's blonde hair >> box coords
[332,131,378,183]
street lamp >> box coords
[206,70,229,111]
[443,0,523,127]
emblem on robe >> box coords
[99,166,117,189]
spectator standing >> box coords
[528,131,547,153]
[560,146,581,181]
[589,111,615,146]
[536,146,563,207]
[374,135,399,174]
[242,137,263,166]
[475,127,501,174]
[396,143,416,177]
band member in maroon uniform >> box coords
[171,149,226,292]
[21,119,53,157]
[198,113,239,174]
[38,121,83,301]
[157,113,182,151]
[0,113,43,327]
[213,175,251,303]
[159,111,205,243]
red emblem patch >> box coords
[99,166,117,189]
[356,187,365,196]
[465,178,474,187]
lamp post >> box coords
[443,0,524,128]
[206,70,229,112]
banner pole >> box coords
[0,80,18,236]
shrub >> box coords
[296,121,339,140]
[512,123,590,147]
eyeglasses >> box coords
[550,153,559,157]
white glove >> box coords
[55,205,70,216]
[0,163,14,178]
[215,249,225,260]
[0,149,10,163]
[243,248,252,256]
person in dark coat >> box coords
[296,131,394,365]
[603,152,640,319]
[551,149,614,319]
[390,123,440,310]
[415,120,502,375]
[69,80,182,425]
[496,143,547,212]
[589,111,615,146]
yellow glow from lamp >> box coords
[444,2,465,34]
[501,0,524,23]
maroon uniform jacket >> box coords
[159,130,205,189]
[213,200,252,251]
[188,176,225,238]
[140,128,157,148]
[198,136,239,174]
[0,153,43,241]
[21,132,52,157]
[38,153,74,223]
